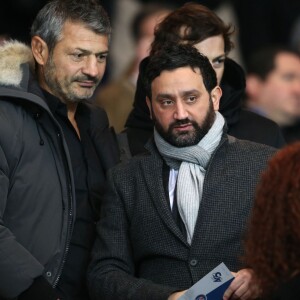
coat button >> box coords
[190,259,198,266]
[46,271,52,277]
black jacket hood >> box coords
[219,58,246,126]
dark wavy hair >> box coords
[150,2,234,56]
[144,43,217,100]
[244,142,300,297]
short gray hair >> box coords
[31,0,111,54]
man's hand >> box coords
[223,269,260,300]
[168,290,186,300]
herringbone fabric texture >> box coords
[88,134,276,300]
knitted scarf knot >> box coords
[154,112,225,244]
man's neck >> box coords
[40,85,81,138]
[247,101,298,127]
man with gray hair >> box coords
[0,0,118,299]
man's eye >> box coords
[212,58,225,68]
[187,96,196,102]
[72,53,83,60]
[97,54,108,62]
[162,99,173,106]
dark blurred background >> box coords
[1,0,299,76]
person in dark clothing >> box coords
[0,1,119,299]
[88,44,275,300]
[123,3,284,159]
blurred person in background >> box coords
[137,0,300,68]
[123,3,284,159]
[244,141,300,299]
[95,4,172,133]
[245,47,300,143]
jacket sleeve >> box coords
[87,170,179,300]
[0,145,44,299]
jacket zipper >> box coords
[52,133,74,288]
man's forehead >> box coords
[151,67,205,90]
[55,23,109,52]
[59,20,108,42]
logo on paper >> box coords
[212,272,222,282]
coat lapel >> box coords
[142,143,189,246]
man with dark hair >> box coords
[88,44,276,300]
[245,47,300,143]
[0,0,119,299]
[123,3,284,159]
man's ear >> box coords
[211,86,222,111]
[31,36,49,66]
[146,96,153,120]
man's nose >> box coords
[82,56,100,78]
[174,101,189,120]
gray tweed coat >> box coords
[88,134,276,300]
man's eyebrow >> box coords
[74,48,109,55]
[155,89,200,100]
[180,89,200,97]
[156,93,174,100]
[96,50,109,56]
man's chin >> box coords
[172,130,194,140]
[169,132,198,147]
[67,95,91,104]
[69,90,95,102]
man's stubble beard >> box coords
[44,55,99,104]
[153,99,216,147]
